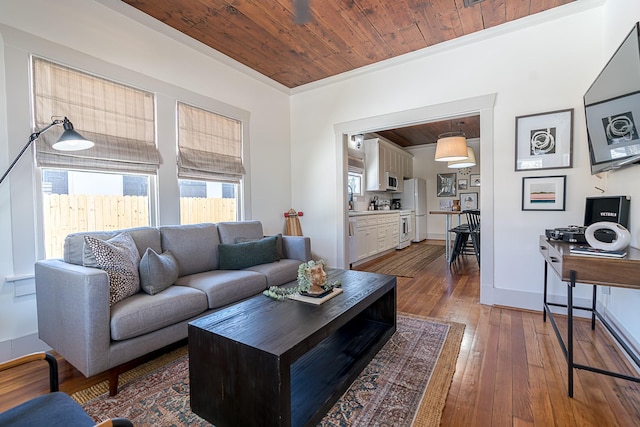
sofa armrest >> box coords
[35,259,112,377]
[281,236,311,262]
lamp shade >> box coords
[448,146,476,168]
[52,118,94,151]
[435,134,468,161]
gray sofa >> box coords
[34,221,310,395]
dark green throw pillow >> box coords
[219,235,279,270]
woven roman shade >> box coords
[177,102,245,183]
[33,57,159,174]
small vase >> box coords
[306,264,327,295]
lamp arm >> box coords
[0,119,63,185]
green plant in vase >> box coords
[263,259,341,300]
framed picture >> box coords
[521,175,566,211]
[436,173,456,197]
[515,109,573,171]
[585,91,640,165]
[459,192,478,210]
[470,174,480,187]
[458,179,468,190]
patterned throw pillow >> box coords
[83,232,141,306]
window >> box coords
[347,154,364,196]
[347,172,363,196]
[32,57,158,258]
[177,102,245,224]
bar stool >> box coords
[449,209,480,265]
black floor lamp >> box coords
[0,117,93,185]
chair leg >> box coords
[450,232,468,263]
[470,234,480,265]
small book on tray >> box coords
[570,246,627,258]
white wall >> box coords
[291,0,640,349]
[596,0,640,353]
[0,0,292,359]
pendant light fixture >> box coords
[448,146,476,168]
[434,121,468,162]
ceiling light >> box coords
[351,134,364,149]
[435,132,468,162]
[448,147,476,168]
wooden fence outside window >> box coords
[43,194,236,259]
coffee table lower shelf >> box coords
[290,317,393,426]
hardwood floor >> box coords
[2,240,640,426]
[355,240,640,426]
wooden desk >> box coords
[539,236,640,397]
[429,211,463,263]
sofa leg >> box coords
[108,369,120,396]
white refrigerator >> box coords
[399,178,427,242]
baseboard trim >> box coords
[0,333,50,363]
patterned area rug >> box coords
[364,242,445,277]
[76,314,464,427]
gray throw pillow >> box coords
[83,232,141,306]
[139,248,179,295]
[219,235,279,270]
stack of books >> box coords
[569,246,627,258]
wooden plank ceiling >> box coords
[122,0,575,89]
[372,115,480,147]
[121,0,574,146]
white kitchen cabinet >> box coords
[364,139,386,191]
[353,212,399,262]
[364,138,413,192]
[355,216,378,260]
[378,214,399,252]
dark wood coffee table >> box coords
[188,269,396,427]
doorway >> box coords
[334,94,496,305]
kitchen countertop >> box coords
[348,209,414,216]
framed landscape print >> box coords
[521,175,566,211]
[458,179,468,190]
[436,173,456,197]
[470,174,480,187]
[515,109,573,171]
[459,192,478,210]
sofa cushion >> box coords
[245,259,302,287]
[160,223,220,276]
[217,221,263,244]
[139,248,179,295]
[110,285,208,341]
[176,270,266,309]
[218,236,279,270]
[64,226,161,266]
[83,232,141,306]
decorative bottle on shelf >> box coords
[452,200,461,211]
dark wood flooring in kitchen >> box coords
[2,240,640,426]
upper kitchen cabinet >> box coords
[364,138,413,192]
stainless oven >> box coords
[397,212,412,249]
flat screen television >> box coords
[584,22,640,175]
